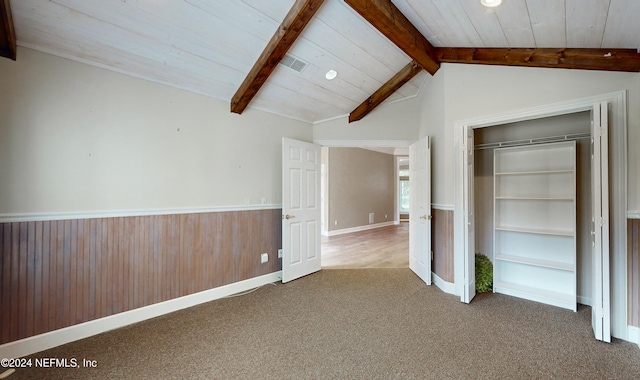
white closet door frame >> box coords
[461,125,475,303]
[591,101,611,342]
[454,92,624,340]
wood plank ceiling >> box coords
[5,0,640,124]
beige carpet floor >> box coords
[10,269,640,379]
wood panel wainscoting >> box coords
[0,209,282,345]
[431,208,454,283]
[629,218,640,328]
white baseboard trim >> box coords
[0,272,282,359]
[325,221,397,237]
[432,272,456,295]
[628,326,640,348]
[628,210,640,219]
[577,295,592,307]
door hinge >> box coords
[431,251,434,260]
[594,216,604,227]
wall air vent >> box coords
[279,53,309,74]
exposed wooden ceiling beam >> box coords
[349,61,422,123]
[344,0,439,75]
[351,46,640,122]
[435,48,640,72]
[0,0,16,60]
[230,0,324,114]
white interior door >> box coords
[591,102,611,342]
[462,125,476,303]
[282,138,321,283]
[409,136,432,285]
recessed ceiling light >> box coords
[481,0,502,7]
[325,69,337,80]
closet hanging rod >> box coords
[474,132,591,150]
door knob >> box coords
[283,214,295,220]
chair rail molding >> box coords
[0,204,283,223]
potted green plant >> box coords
[475,253,493,293]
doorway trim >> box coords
[453,90,628,339]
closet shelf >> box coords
[494,254,574,271]
[493,141,576,312]
[495,169,573,176]
[495,196,574,201]
[495,226,574,237]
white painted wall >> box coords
[312,96,420,144]
[421,63,640,212]
[0,48,312,215]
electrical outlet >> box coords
[278,249,283,258]
[261,253,268,263]
[334,220,338,225]
[261,197,267,205]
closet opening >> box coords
[456,92,628,342]
[473,112,593,309]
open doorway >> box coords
[320,146,410,269]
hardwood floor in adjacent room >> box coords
[321,223,409,269]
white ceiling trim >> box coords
[16,42,221,99]
[312,87,426,125]
[313,139,415,148]
[17,42,318,125]
[312,112,351,125]
[244,103,315,125]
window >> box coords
[399,168,409,213]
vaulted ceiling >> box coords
[3,0,640,124]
